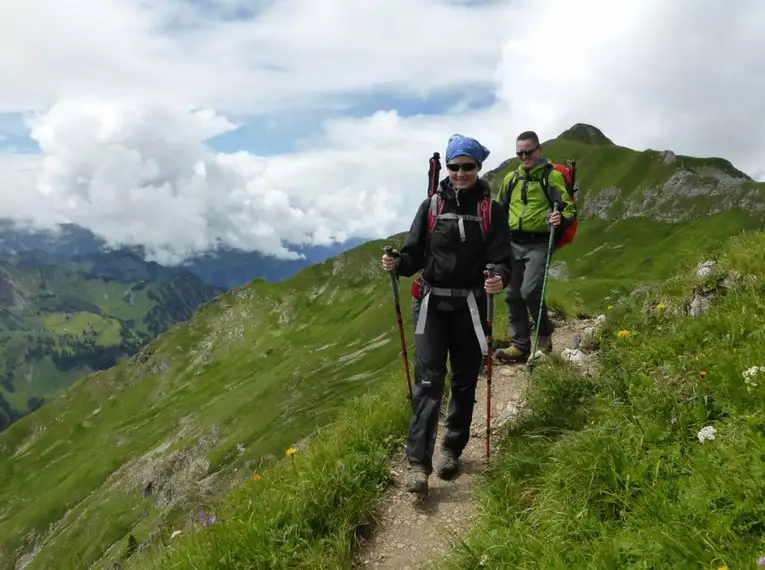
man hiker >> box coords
[381,134,512,494]
[494,130,576,362]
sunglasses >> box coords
[516,146,539,158]
[446,162,478,172]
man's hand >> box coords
[549,210,562,227]
[484,273,504,294]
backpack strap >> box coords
[539,163,556,210]
[499,171,519,216]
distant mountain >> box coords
[0,249,221,432]
[0,220,365,289]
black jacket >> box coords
[396,178,512,301]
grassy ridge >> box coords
[436,229,765,569]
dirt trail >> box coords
[353,318,597,570]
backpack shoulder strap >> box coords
[426,193,443,233]
[477,195,492,241]
[499,170,519,215]
[539,163,556,209]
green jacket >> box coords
[495,158,576,236]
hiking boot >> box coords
[405,470,428,495]
[437,450,459,480]
[494,346,529,363]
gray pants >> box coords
[504,241,553,353]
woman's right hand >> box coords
[381,251,398,272]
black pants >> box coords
[405,299,486,475]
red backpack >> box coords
[410,153,493,300]
[503,160,579,249]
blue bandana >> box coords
[445,134,490,165]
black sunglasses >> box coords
[516,146,539,158]
[446,162,478,172]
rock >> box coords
[578,327,598,350]
[696,260,717,279]
[689,288,713,318]
[662,150,677,164]
[722,270,743,289]
[548,260,568,280]
[571,332,583,350]
[561,348,587,367]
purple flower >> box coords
[671,416,678,424]
[758,556,765,566]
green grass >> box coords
[130,376,411,570]
[434,229,765,570]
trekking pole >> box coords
[383,245,413,401]
[528,203,561,374]
[485,263,496,459]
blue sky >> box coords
[206,86,497,155]
[0,87,498,157]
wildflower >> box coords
[743,366,765,392]
[198,509,217,527]
[616,329,633,340]
[252,472,262,481]
[758,555,765,566]
[697,425,717,443]
[656,303,666,311]
[607,305,614,310]
[286,447,298,471]
[699,370,707,377]
[671,416,678,424]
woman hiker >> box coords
[381,134,512,494]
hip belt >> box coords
[414,283,488,356]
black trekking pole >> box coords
[485,263,496,459]
[383,245,413,401]
[528,203,561,374]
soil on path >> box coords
[353,318,597,570]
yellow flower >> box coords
[607,305,614,310]
[616,329,633,340]
[252,472,262,481]
[699,370,707,377]
[656,303,666,311]
[286,448,297,457]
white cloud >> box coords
[1,0,764,263]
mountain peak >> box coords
[557,123,614,146]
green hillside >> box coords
[0,250,221,431]
[0,238,419,570]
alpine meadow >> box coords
[2,122,765,569]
